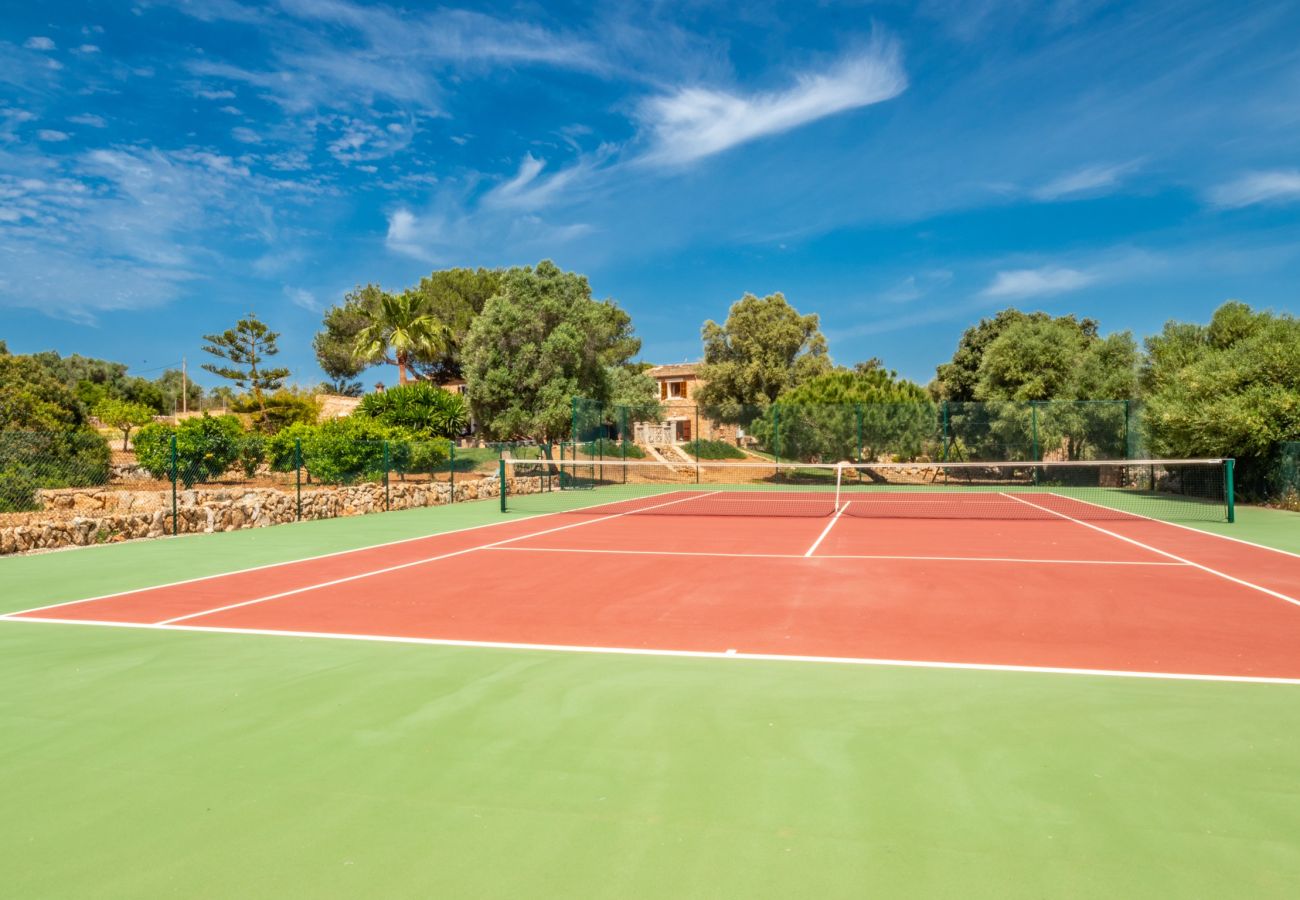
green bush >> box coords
[238,433,267,478]
[357,382,469,438]
[133,415,246,487]
[293,416,451,484]
[685,439,746,460]
[579,438,646,459]
[0,430,111,512]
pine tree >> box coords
[201,313,291,414]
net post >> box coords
[294,437,302,521]
[169,432,178,536]
[383,440,390,511]
[1225,458,1235,523]
[499,457,507,512]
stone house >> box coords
[640,363,742,445]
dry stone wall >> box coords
[0,475,550,556]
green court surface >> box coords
[3,502,1300,897]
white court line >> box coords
[804,501,848,557]
[2,614,1298,686]
[1000,493,1300,609]
[2,488,690,620]
[484,545,1186,566]
[155,490,721,626]
[1043,490,1300,561]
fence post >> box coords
[449,443,455,504]
[1225,458,1236,523]
[571,397,579,448]
[294,437,302,521]
[1123,399,1131,460]
[383,441,390,511]
[695,405,701,484]
[1030,401,1040,462]
[855,404,864,463]
[941,401,950,462]
[621,406,628,485]
[499,457,507,513]
[773,405,781,475]
[169,433,178,536]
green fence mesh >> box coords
[573,398,1142,465]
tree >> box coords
[154,368,204,414]
[353,291,451,386]
[1142,302,1300,495]
[314,285,382,386]
[931,309,1137,460]
[0,352,110,510]
[696,292,831,422]
[752,367,933,462]
[605,365,662,424]
[404,268,503,382]
[201,313,291,414]
[94,398,154,451]
[463,261,640,442]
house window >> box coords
[661,379,687,399]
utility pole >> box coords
[181,357,188,415]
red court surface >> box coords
[8,500,1300,682]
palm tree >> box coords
[353,291,451,385]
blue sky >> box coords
[2,0,1299,389]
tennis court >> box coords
[7,459,1299,682]
[4,458,1300,897]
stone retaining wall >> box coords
[0,475,550,556]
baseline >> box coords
[4,615,1299,687]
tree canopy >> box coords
[201,313,291,414]
[463,261,639,442]
[753,367,933,462]
[1142,301,1300,465]
[696,292,831,421]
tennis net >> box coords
[500,457,1233,522]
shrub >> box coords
[0,429,111,512]
[357,382,469,438]
[579,438,646,459]
[296,416,450,484]
[238,433,267,478]
[685,439,746,460]
[133,415,246,487]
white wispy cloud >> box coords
[68,114,107,127]
[231,126,261,144]
[1033,161,1138,200]
[74,44,101,54]
[23,36,55,51]
[37,130,70,142]
[979,265,1097,299]
[195,88,238,100]
[283,285,318,311]
[881,270,954,304]
[480,152,607,212]
[1207,170,1300,208]
[636,41,907,166]
[0,144,315,321]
